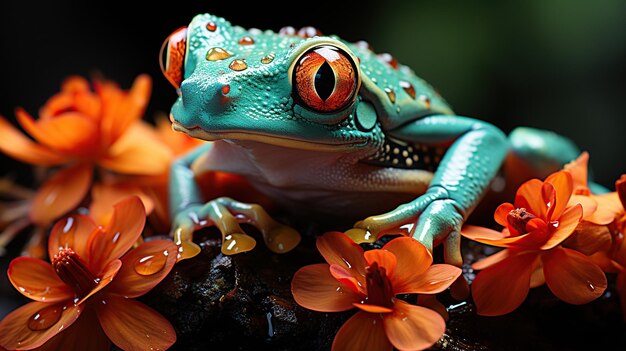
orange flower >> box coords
[0,75,172,227]
[462,171,607,316]
[0,197,177,351]
[291,232,461,351]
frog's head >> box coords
[161,14,382,154]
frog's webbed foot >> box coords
[346,189,468,298]
[171,197,301,260]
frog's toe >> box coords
[171,212,201,261]
[347,204,421,244]
[214,197,301,254]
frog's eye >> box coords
[293,45,358,113]
[160,26,188,89]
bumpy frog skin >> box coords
[163,14,584,265]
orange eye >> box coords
[160,26,188,89]
[293,45,358,113]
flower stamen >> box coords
[507,208,537,235]
[52,248,98,298]
[364,262,394,308]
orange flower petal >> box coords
[564,221,612,256]
[107,240,178,298]
[316,232,366,281]
[88,197,146,273]
[471,251,537,316]
[100,122,172,175]
[541,182,557,222]
[16,109,99,155]
[617,175,626,209]
[0,116,67,166]
[472,249,512,270]
[100,75,152,145]
[494,203,515,227]
[383,299,445,351]
[462,225,533,248]
[291,263,359,312]
[330,264,364,295]
[382,237,433,289]
[545,171,574,220]
[364,249,397,280]
[515,178,545,218]
[530,258,545,288]
[352,303,393,313]
[48,215,97,260]
[394,264,462,295]
[563,152,590,194]
[33,308,110,351]
[542,247,607,305]
[0,302,83,350]
[331,312,391,351]
[96,295,176,351]
[76,259,122,305]
[7,257,72,303]
[540,204,582,250]
[586,193,623,225]
[89,182,154,225]
[30,164,93,226]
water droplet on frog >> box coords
[384,88,396,103]
[279,26,296,36]
[206,21,217,32]
[355,40,372,51]
[418,94,431,109]
[229,59,248,71]
[378,53,398,69]
[134,250,168,276]
[28,304,63,331]
[206,47,233,61]
[297,26,322,38]
[261,53,275,64]
[221,85,231,95]
[239,36,255,45]
[399,80,416,99]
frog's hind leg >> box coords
[505,127,608,193]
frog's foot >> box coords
[346,192,469,298]
[171,197,301,260]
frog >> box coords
[161,13,591,267]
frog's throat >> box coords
[172,122,364,152]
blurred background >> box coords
[1,0,625,185]
[0,0,625,343]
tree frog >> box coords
[161,14,585,266]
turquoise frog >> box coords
[161,14,587,265]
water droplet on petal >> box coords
[399,80,416,99]
[238,36,255,45]
[134,250,168,276]
[229,59,248,71]
[28,304,63,331]
[206,21,217,32]
[384,88,396,103]
[206,47,233,61]
[587,281,595,291]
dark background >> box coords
[0,0,625,186]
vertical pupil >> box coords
[314,61,335,101]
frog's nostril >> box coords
[221,85,231,95]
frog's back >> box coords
[342,40,454,130]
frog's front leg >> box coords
[169,144,300,260]
[347,115,508,269]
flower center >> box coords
[507,208,537,235]
[364,262,394,308]
[52,248,98,299]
